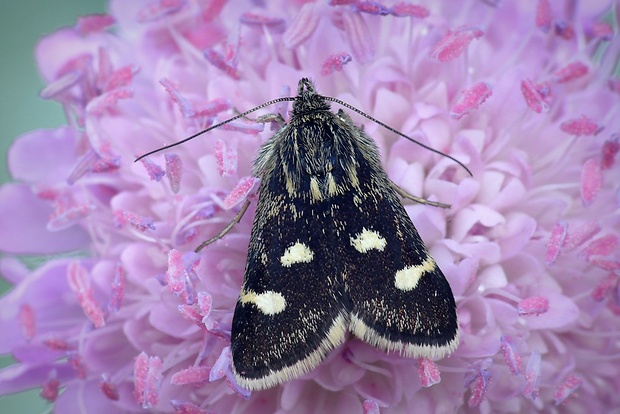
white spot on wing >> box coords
[350,228,387,253]
[394,257,436,291]
[281,242,314,267]
[240,290,287,315]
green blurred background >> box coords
[0,1,107,412]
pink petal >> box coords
[581,234,618,261]
[166,153,183,194]
[591,273,617,301]
[140,158,165,182]
[170,400,210,414]
[133,352,163,408]
[563,220,601,251]
[353,1,390,15]
[342,11,375,63]
[521,79,552,113]
[18,304,36,341]
[0,184,89,254]
[321,52,353,75]
[223,176,259,209]
[363,399,380,414]
[9,127,79,184]
[430,25,484,62]
[554,21,575,40]
[209,347,231,382]
[390,3,430,18]
[450,82,492,120]
[98,374,120,401]
[417,358,441,387]
[40,377,60,402]
[204,48,239,79]
[523,292,580,329]
[535,0,552,32]
[601,135,619,170]
[518,296,549,316]
[215,139,238,177]
[554,375,582,406]
[75,14,116,35]
[166,249,185,296]
[67,262,106,328]
[170,366,211,385]
[500,335,522,375]
[546,221,568,265]
[283,3,320,49]
[136,0,185,22]
[592,22,613,39]
[580,158,603,206]
[523,351,541,400]
[86,88,133,116]
[102,65,138,92]
[553,61,588,83]
[107,263,126,313]
[239,12,286,33]
[560,115,602,136]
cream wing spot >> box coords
[240,290,287,315]
[394,257,436,291]
[280,242,314,267]
[350,228,387,253]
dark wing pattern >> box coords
[230,78,458,391]
[334,122,459,358]
[230,113,349,390]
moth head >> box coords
[292,78,331,116]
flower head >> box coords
[1,0,619,412]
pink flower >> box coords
[1,1,619,412]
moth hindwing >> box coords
[225,78,459,390]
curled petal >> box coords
[283,3,320,49]
[342,11,375,63]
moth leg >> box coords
[256,113,286,129]
[195,199,251,252]
[390,181,451,209]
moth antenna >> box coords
[323,96,473,177]
[134,96,296,162]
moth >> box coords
[139,78,460,391]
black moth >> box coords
[224,78,459,390]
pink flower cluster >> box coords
[1,0,619,412]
